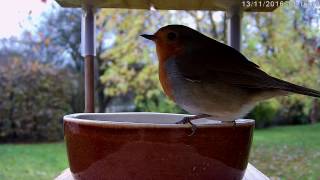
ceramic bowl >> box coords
[64,112,254,180]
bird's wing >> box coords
[173,42,320,98]
[174,42,280,90]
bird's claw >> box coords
[176,116,197,136]
[189,123,197,136]
[176,116,191,124]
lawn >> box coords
[0,123,319,180]
[0,143,68,180]
[250,123,320,180]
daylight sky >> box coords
[0,0,56,38]
[0,0,226,39]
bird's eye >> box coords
[167,32,177,41]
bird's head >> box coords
[141,25,206,63]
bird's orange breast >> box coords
[156,40,183,101]
[159,61,175,101]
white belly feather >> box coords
[165,59,256,121]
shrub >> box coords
[247,100,280,128]
[274,98,309,125]
[0,59,72,142]
[248,97,313,128]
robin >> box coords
[141,25,320,134]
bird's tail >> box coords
[273,77,320,98]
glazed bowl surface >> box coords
[64,112,254,180]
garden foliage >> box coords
[0,59,72,142]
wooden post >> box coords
[82,6,96,113]
[84,55,95,112]
[227,5,242,51]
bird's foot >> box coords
[225,120,237,130]
[176,116,197,136]
[223,120,236,126]
[176,114,211,136]
[176,116,192,124]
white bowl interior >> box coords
[64,112,254,126]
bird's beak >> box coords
[140,34,156,41]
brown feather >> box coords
[174,39,320,98]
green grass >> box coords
[0,123,319,180]
[251,123,320,180]
[0,143,68,180]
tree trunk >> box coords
[222,12,227,43]
[8,91,16,139]
[70,63,85,113]
[310,98,319,124]
[96,64,109,113]
[208,11,218,38]
[95,51,112,113]
[187,11,202,31]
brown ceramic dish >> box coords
[64,113,254,180]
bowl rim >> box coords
[64,112,255,129]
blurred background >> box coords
[0,0,319,179]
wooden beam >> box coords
[82,6,95,113]
[84,55,95,113]
[55,0,286,12]
[55,163,269,180]
[227,5,242,51]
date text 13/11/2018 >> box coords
[242,0,319,8]
[242,1,285,8]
